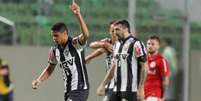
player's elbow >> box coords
[83,32,90,40]
[89,42,97,48]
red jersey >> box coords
[144,53,170,99]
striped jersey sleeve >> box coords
[159,58,170,77]
[72,35,87,49]
[133,40,147,62]
[48,47,58,65]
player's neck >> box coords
[149,51,158,57]
[123,32,130,39]
[60,36,68,48]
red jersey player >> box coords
[144,35,170,101]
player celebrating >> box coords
[85,21,117,101]
[144,35,170,101]
[32,1,90,101]
[96,20,147,101]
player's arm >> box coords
[96,63,116,96]
[90,41,113,52]
[134,41,147,100]
[160,58,170,100]
[32,63,56,90]
[70,1,90,45]
[85,48,106,64]
[161,76,169,101]
[32,48,58,90]
[138,60,147,100]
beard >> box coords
[148,51,155,55]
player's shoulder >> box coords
[156,53,166,60]
[129,36,142,43]
[100,38,112,43]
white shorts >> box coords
[145,96,161,101]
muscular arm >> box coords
[70,2,90,45]
[77,13,90,45]
[99,63,115,87]
[90,41,113,52]
[36,63,56,82]
[139,62,147,89]
[85,48,106,64]
[162,76,169,99]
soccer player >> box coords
[144,35,170,101]
[85,21,117,101]
[96,20,147,101]
[32,1,90,101]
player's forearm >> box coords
[100,64,115,86]
[85,48,105,63]
[76,13,90,44]
[162,76,169,98]
[37,64,55,82]
[89,42,105,49]
[139,62,147,88]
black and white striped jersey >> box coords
[101,38,115,90]
[48,37,89,93]
[112,35,146,92]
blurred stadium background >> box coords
[0,0,201,101]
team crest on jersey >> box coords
[149,61,156,69]
[134,46,141,56]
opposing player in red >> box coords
[144,35,170,101]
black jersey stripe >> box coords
[68,40,85,90]
[81,49,89,89]
[126,41,135,91]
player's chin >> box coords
[54,40,59,44]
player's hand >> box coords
[69,1,80,16]
[32,79,41,90]
[96,84,105,96]
[160,97,165,101]
[137,87,144,101]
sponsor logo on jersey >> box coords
[61,57,75,69]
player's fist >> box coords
[69,1,80,16]
[32,79,41,90]
[137,87,144,101]
[96,84,105,96]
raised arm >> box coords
[70,1,90,45]
[85,48,106,64]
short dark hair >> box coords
[148,35,161,43]
[51,22,68,33]
[109,20,118,26]
[116,20,131,33]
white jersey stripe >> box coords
[162,59,168,73]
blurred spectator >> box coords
[161,38,178,101]
[39,0,54,16]
[0,59,14,101]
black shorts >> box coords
[109,91,137,101]
[103,89,113,101]
[65,90,89,101]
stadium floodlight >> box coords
[0,16,17,45]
